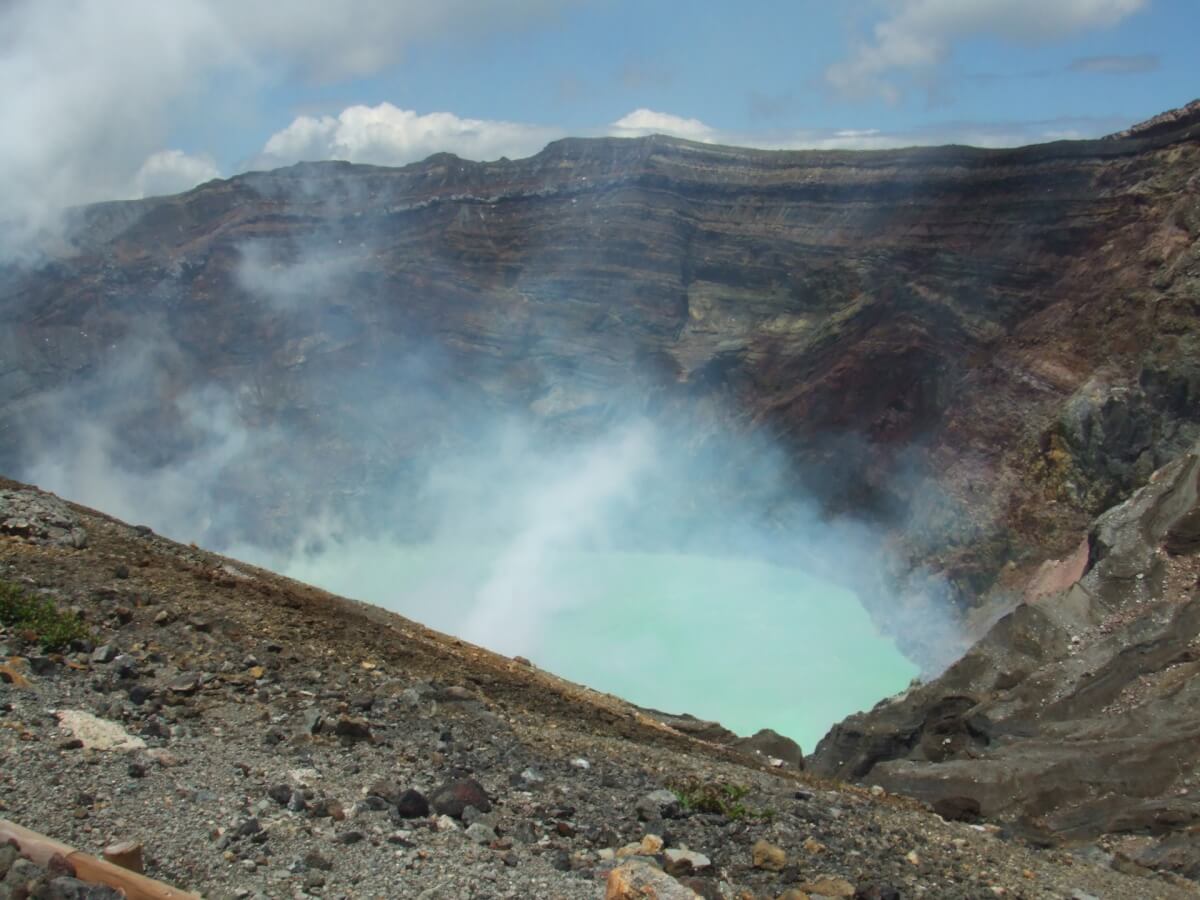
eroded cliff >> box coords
[2,104,1199,632]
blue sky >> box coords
[1,0,1197,238]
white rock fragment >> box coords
[56,709,146,752]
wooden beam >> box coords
[0,819,200,900]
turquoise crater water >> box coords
[282,544,917,752]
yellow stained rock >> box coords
[752,838,787,871]
[798,877,855,898]
[616,833,665,859]
[605,860,699,899]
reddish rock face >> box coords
[1023,537,1090,603]
[0,106,1198,622]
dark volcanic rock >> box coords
[732,728,804,769]
[430,778,491,819]
[931,795,982,823]
[642,711,804,769]
[333,716,372,741]
[394,788,430,819]
[366,779,404,806]
[812,441,1200,844]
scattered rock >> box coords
[618,834,665,859]
[367,779,404,806]
[303,871,326,889]
[90,643,118,664]
[752,839,787,871]
[55,709,146,752]
[932,795,982,823]
[517,767,544,786]
[304,850,333,871]
[430,777,491,818]
[606,859,700,899]
[663,848,712,876]
[638,788,681,821]
[465,822,498,844]
[167,673,201,695]
[855,885,900,900]
[799,876,855,898]
[235,817,261,838]
[301,708,323,735]
[394,788,430,819]
[26,655,57,676]
[678,876,722,900]
[102,840,144,873]
[333,716,372,741]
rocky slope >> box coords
[2,478,1195,899]
[811,439,1200,870]
[1,103,1198,629]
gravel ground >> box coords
[2,480,1197,899]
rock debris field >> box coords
[0,481,1194,899]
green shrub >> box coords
[0,580,91,651]
[670,777,772,821]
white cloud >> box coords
[132,150,222,198]
[826,0,1148,100]
[0,0,232,254]
[253,103,565,168]
[0,0,577,259]
[250,102,1121,174]
[608,109,717,142]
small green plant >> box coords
[671,778,772,821]
[0,580,91,651]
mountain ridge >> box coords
[5,102,1198,645]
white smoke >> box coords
[459,423,656,653]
